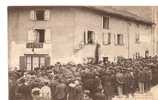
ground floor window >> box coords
[19,54,50,70]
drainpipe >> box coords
[127,22,130,58]
[152,6,157,56]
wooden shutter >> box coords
[28,30,35,42]
[92,31,95,44]
[45,29,51,43]
[84,31,86,44]
[108,33,111,44]
[44,9,50,20]
[85,30,88,44]
[45,56,50,66]
[19,56,26,70]
[121,34,124,45]
[103,33,108,45]
[114,34,117,45]
[30,10,36,20]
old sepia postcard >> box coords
[8,6,158,100]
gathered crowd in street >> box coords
[9,56,158,100]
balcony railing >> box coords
[26,42,43,48]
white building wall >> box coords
[8,7,154,69]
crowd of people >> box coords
[9,56,158,100]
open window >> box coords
[117,34,124,45]
[87,31,95,44]
[35,29,45,43]
[30,9,50,21]
[135,33,140,43]
[36,10,45,20]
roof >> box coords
[9,6,154,25]
[85,6,154,25]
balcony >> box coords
[26,42,43,48]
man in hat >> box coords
[18,80,32,100]
[138,66,146,93]
[101,69,113,100]
[54,78,67,100]
[115,67,125,97]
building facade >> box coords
[8,6,155,70]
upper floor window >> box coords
[103,16,109,29]
[35,29,45,43]
[27,29,51,43]
[135,33,140,43]
[84,30,95,44]
[117,34,123,45]
[30,9,50,21]
[87,31,95,44]
[115,34,124,45]
[36,10,45,20]
[103,32,111,45]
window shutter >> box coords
[45,56,50,66]
[121,35,124,45]
[28,30,35,42]
[92,32,95,44]
[30,10,36,20]
[103,33,108,45]
[108,33,111,44]
[45,29,51,43]
[44,9,50,20]
[19,56,26,70]
[123,35,125,45]
[114,34,117,45]
[84,30,88,44]
[84,31,86,44]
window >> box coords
[25,54,49,70]
[103,57,108,64]
[117,34,124,45]
[30,9,50,21]
[35,29,45,43]
[135,33,140,43]
[103,16,109,29]
[103,33,111,45]
[87,31,95,44]
[135,52,140,59]
[36,10,45,20]
[145,50,149,58]
[27,29,51,44]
